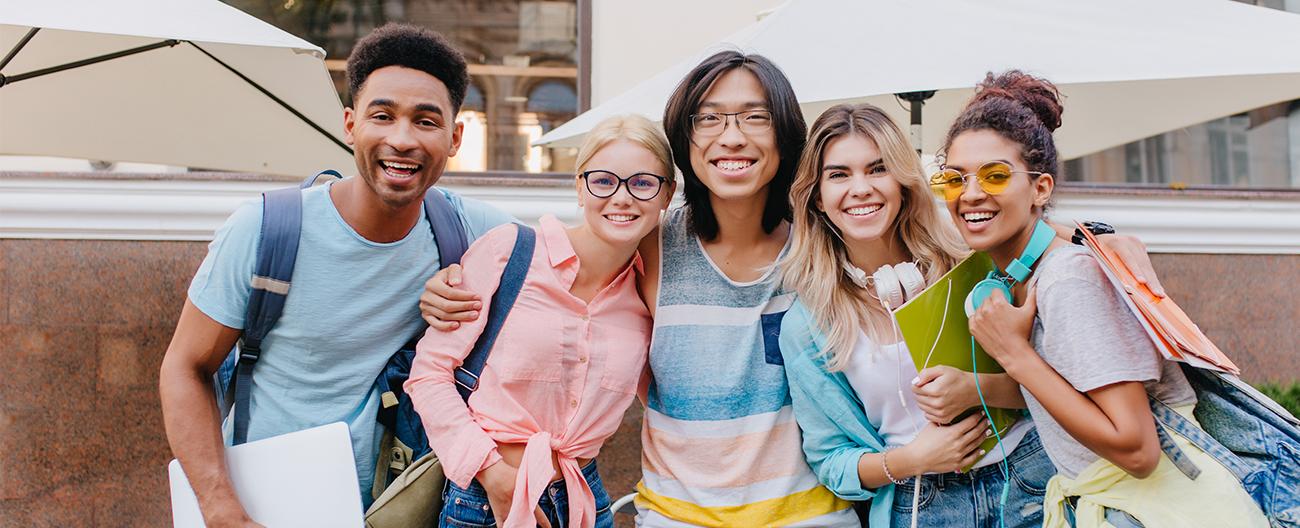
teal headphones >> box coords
[964,219,1055,316]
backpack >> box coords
[1149,365,1300,528]
[211,170,533,527]
[366,224,535,528]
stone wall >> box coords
[0,239,1296,526]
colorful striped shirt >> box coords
[635,208,858,527]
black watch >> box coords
[1072,221,1116,245]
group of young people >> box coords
[161,22,1271,528]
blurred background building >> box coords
[0,0,1298,525]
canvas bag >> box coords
[365,225,536,528]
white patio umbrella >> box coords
[0,0,352,176]
[538,0,1300,160]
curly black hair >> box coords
[345,23,469,113]
[942,70,1064,176]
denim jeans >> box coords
[440,460,614,528]
[1063,497,1145,528]
[891,428,1055,528]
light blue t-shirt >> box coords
[188,178,512,502]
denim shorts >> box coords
[440,460,613,528]
[891,428,1055,528]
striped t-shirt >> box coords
[635,208,857,527]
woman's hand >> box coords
[476,460,518,527]
[969,286,1039,374]
[912,366,977,425]
[419,264,483,330]
[475,460,553,528]
[898,413,989,475]
[1095,233,1166,298]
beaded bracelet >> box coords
[881,450,908,485]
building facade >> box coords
[1,0,1299,525]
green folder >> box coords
[892,253,1021,464]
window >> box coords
[1070,112,1296,189]
[224,0,585,175]
[1066,0,1299,190]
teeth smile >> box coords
[380,161,421,176]
[715,160,753,171]
[963,211,997,222]
[846,205,883,216]
[605,214,637,222]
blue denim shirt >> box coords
[779,300,893,528]
[1166,364,1300,527]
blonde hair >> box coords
[574,114,673,178]
[782,104,969,370]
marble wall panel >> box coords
[0,238,1295,526]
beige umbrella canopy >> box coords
[0,0,353,176]
[538,0,1300,160]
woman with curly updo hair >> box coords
[953,71,1267,527]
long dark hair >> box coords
[661,51,807,241]
[941,70,1063,176]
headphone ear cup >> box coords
[965,279,1013,317]
[872,265,905,310]
[893,262,926,302]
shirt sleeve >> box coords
[1037,253,1163,393]
[404,223,519,487]
[779,312,879,502]
[186,198,262,329]
[440,188,518,243]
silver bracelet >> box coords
[881,450,908,485]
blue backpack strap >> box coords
[301,169,342,189]
[454,225,535,401]
[424,188,469,267]
[229,176,312,445]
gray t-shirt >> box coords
[1022,245,1196,478]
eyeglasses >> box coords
[929,161,1043,201]
[581,170,668,201]
[689,110,773,138]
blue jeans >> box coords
[891,428,1055,528]
[440,460,613,528]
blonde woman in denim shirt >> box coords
[779,103,1058,528]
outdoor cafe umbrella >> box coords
[0,0,352,176]
[537,0,1300,160]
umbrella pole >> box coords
[896,91,936,155]
[0,27,40,72]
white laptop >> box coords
[169,422,364,527]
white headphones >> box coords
[844,261,926,310]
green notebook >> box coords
[892,253,1021,464]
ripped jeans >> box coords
[891,428,1055,528]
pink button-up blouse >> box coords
[405,215,651,528]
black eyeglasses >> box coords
[580,170,668,201]
[689,110,773,137]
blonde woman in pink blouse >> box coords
[405,114,674,528]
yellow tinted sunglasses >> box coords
[929,161,1043,201]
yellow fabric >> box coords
[633,480,852,527]
[1043,405,1268,528]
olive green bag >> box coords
[365,431,445,528]
[363,225,536,527]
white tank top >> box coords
[840,330,1032,469]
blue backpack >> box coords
[212,171,534,501]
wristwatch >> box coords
[1072,221,1116,245]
